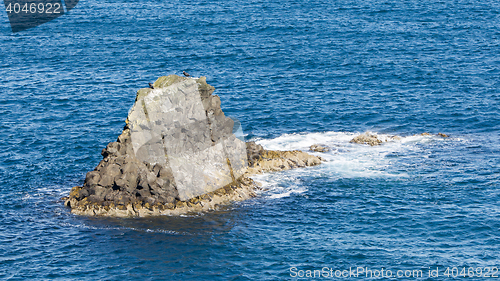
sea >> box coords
[1,0,499,280]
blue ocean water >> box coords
[1,0,499,279]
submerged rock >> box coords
[419,132,449,138]
[349,132,450,147]
[309,144,330,153]
[66,75,324,217]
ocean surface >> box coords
[1,0,499,279]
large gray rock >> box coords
[64,75,328,217]
[128,76,247,200]
[350,133,383,146]
[71,75,248,206]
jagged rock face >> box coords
[75,75,248,206]
[246,141,265,167]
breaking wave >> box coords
[250,131,453,199]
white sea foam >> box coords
[250,131,449,199]
[252,172,307,199]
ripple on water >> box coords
[1,0,500,279]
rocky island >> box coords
[65,75,324,217]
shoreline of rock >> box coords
[64,175,258,217]
[63,74,325,217]
[64,145,324,217]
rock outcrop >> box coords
[309,144,330,153]
[65,75,324,217]
[350,133,383,146]
[350,132,449,146]
[246,142,324,174]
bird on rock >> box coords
[183,71,191,77]
[148,83,154,89]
